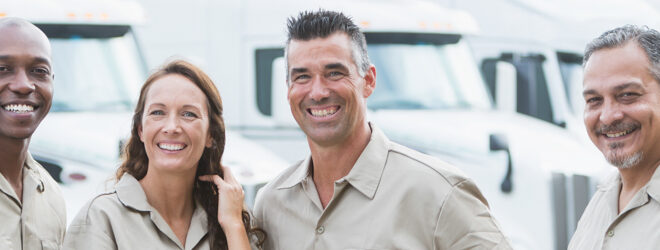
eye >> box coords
[619,92,640,98]
[31,67,50,75]
[149,110,164,116]
[293,74,311,82]
[585,96,602,105]
[183,111,198,118]
[327,71,345,80]
[0,65,10,72]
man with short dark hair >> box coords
[0,17,66,249]
[569,25,660,249]
[253,10,511,250]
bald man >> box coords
[0,18,66,250]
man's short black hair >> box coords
[285,9,370,79]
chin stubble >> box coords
[606,142,643,169]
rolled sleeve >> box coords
[434,179,512,250]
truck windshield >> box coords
[367,40,492,110]
[49,30,145,112]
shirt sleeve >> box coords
[433,179,512,250]
[62,202,117,250]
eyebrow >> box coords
[290,67,308,75]
[583,82,644,97]
[613,82,643,92]
[325,63,348,71]
[0,55,51,65]
[148,103,202,110]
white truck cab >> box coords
[445,0,660,146]
[0,0,288,223]
[136,0,611,248]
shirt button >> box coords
[607,230,614,237]
[316,226,325,234]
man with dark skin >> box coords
[0,17,66,249]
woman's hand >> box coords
[199,165,245,230]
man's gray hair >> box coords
[584,25,660,82]
[284,10,370,82]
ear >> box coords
[205,131,213,148]
[138,125,144,142]
[362,65,376,98]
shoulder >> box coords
[69,191,123,227]
[253,160,304,210]
[385,141,470,188]
[64,191,124,249]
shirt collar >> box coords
[645,164,660,202]
[115,173,208,248]
[277,155,312,189]
[0,153,48,206]
[115,173,152,212]
[276,123,390,200]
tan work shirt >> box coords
[0,153,66,250]
[568,165,660,250]
[63,174,210,250]
[254,125,511,250]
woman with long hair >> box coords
[64,60,263,249]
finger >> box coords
[199,174,227,188]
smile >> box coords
[604,127,637,138]
[3,104,35,113]
[308,106,339,117]
[158,143,186,151]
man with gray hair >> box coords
[569,24,660,249]
[0,17,66,249]
[254,9,511,249]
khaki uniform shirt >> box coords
[63,174,210,250]
[254,125,511,250]
[568,165,660,250]
[0,153,67,250]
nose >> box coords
[599,100,624,125]
[308,76,330,102]
[8,69,35,95]
[163,114,182,134]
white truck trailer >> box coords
[135,0,612,248]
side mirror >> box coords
[495,61,517,113]
[490,133,513,193]
[271,57,297,126]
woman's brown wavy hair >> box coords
[116,60,264,249]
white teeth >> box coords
[158,143,185,151]
[310,107,337,117]
[3,104,34,113]
[606,130,632,138]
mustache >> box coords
[596,121,640,134]
[302,94,343,107]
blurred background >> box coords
[2,0,659,249]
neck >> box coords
[619,159,660,193]
[309,122,372,185]
[139,167,196,219]
[0,137,29,185]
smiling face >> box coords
[287,32,375,147]
[583,42,660,168]
[139,74,212,174]
[0,22,53,141]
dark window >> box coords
[255,48,284,116]
[482,53,555,124]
